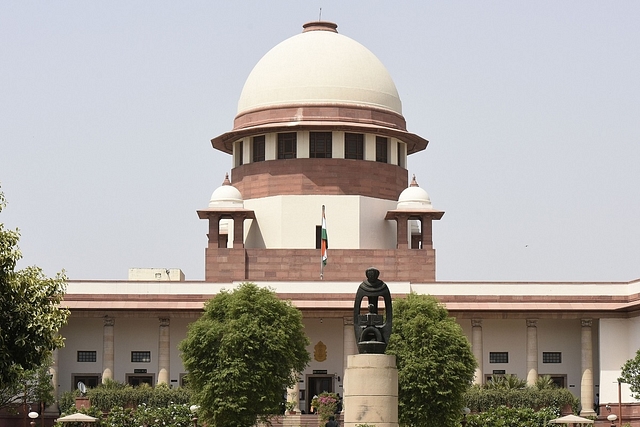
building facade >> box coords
[57,21,640,423]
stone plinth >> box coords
[343,354,398,427]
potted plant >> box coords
[285,400,297,414]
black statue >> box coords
[353,267,392,354]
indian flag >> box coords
[321,206,328,266]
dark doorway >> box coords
[307,375,333,413]
[126,374,154,386]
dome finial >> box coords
[223,173,231,185]
[302,21,338,33]
[410,174,419,187]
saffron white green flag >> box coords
[321,206,328,266]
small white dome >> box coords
[397,176,433,209]
[209,174,243,208]
[237,22,402,116]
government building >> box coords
[56,21,640,424]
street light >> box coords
[607,413,618,427]
[461,407,470,427]
[28,411,38,427]
[189,405,199,427]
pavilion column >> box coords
[526,319,538,386]
[471,319,483,385]
[395,214,409,249]
[158,317,170,385]
[207,213,221,248]
[421,215,433,250]
[580,319,596,417]
[102,317,115,383]
[232,214,244,248]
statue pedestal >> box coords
[343,354,398,427]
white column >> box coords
[526,319,538,386]
[285,374,301,413]
[580,319,596,417]
[343,317,357,371]
[158,317,170,385]
[472,319,483,385]
[102,317,115,382]
[50,348,59,399]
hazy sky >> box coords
[1,2,639,282]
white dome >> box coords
[397,177,433,210]
[209,178,243,208]
[237,22,402,115]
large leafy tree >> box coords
[0,357,55,411]
[386,293,476,427]
[0,189,69,387]
[619,349,640,398]
[180,282,310,427]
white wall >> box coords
[169,317,191,386]
[302,317,344,408]
[58,317,104,391]
[482,319,528,380]
[537,319,582,396]
[599,318,640,405]
[114,317,159,383]
[244,195,397,249]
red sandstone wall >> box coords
[204,248,435,283]
[231,158,408,201]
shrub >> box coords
[465,406,558,427]
[82,381,192,413]
[464,384,579,414]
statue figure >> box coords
[353,267,392,354]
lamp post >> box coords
[461,407,470,427]
[189,405,199,427]
[608,413,618,427]
[27,411,38,427]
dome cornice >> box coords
[210,121,428,155]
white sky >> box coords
[1,2,639,282]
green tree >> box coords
[0,357,54,411]
[386,293,476,427]
[0,189,69,387]
[619,349,640,398]
[179,283,310,427]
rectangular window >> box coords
[376,136,388,163]
[180,373,189,387]
[310,132,332,158]
[277,133,297,159]
[543,352,562,363]
[253,135,265,162]
[77,351,97,363]
[131,351,151,363]
[489,352,509,363]
[237,142,243,166]
[344,133,364,160]
[548,375,566,388]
